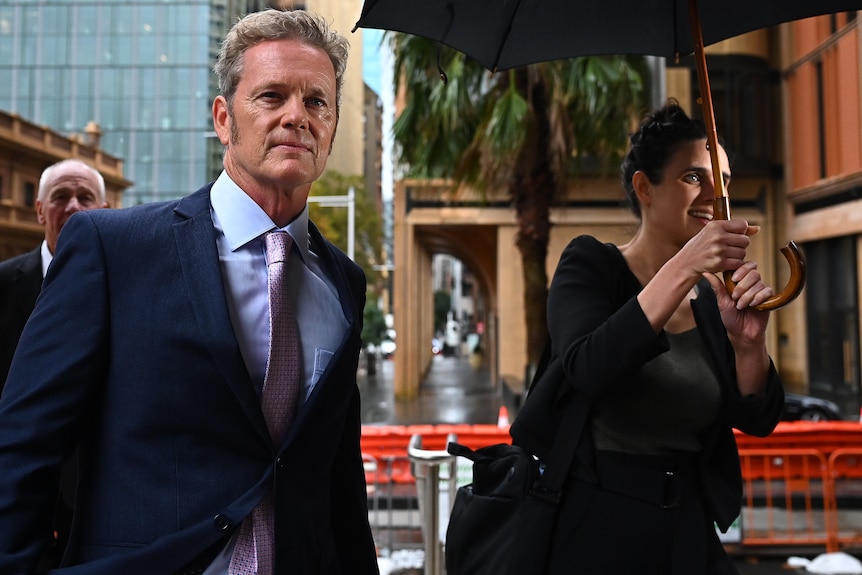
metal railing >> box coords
[408,433,458,575]
[363,452,422,559]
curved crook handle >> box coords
[723,241,807,311]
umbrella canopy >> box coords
[354,0,849,309]
[354,0,862,72]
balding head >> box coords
[37,160,108,253]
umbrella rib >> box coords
[436,2,456,84]
[491,0,526,72]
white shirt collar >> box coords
[210,170,310,260]
[40,239,52,278]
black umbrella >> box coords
[354,0,862,72]
[353,0,862,309]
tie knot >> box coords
[264,230,293,265]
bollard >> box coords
[408,433,457,575]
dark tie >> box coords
[229,230,301,575]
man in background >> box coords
[0,158,107,571]
[0,158,108,390]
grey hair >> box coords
[214,9,349,118]
[38,159,106,202]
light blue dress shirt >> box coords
[203,170,350,574]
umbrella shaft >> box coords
[713,196,731,222]
[688,0,729,202]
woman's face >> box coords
[640,138,730,247]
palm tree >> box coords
[390,34,645,371]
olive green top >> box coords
[591,328,722,455]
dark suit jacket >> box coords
[0,246,77,571]
[0,246,42,392]
[512,235,784,532]
[0,185,378,575]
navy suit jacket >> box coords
[0,185,378,575]
[0,246,42,391]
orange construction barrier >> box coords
[734,448,831,551]
[825,448,862,552]
[735,422,862,485]
[360,424,511,485]
[361,420,862,554]
[735,421,862,454]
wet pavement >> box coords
[358,353,505,426]
[357,353,823,574]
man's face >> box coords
[213,39,338,204]
[36,164,107,253]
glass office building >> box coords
[0,0,244,205]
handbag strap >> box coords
[526,339,590,505]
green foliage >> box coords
[309,171,385,297]
[433,290,451,332]
[361,302,388,346]
[561,57,644,166]
[389,33,645,191]
[389,33,646,365]
[391,33,487,178]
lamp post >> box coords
[308,186,355,260]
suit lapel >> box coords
[308,222,358,330]
[285,225,361,435]
[171,187,270,442]
[12,249,43,313]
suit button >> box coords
[276,457,286,469]
[213,514,231,531]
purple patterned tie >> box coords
[229,230,301,575]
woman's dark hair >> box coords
[620,100,709,219]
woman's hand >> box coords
[704,264,773,397]
[725,260,776,310]
[704,265,772,344]
[677,219,756,278]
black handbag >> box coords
[444,344,590,575]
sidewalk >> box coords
[358,353,504,426]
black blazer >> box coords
[0,185,378,575]
[512,235,784,531]
[0,247,42,392]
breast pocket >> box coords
[309,348,335,395]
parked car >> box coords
[782,393,843,422]
[379,338,396,359]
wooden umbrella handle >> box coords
[715,196,806,311]
[722,242,806,311]
[690,1,805,311]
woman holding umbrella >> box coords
[514,101,784,574]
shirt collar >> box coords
[40,239,52,278]
[210,170,310,261]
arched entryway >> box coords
[391,211,498,399]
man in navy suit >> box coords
[0,9,378,575]
[0,159,108,391]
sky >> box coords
[362,28,385,96]
[359,27,394,202]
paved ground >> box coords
[357,353,825,574]
[358,353,504,426]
